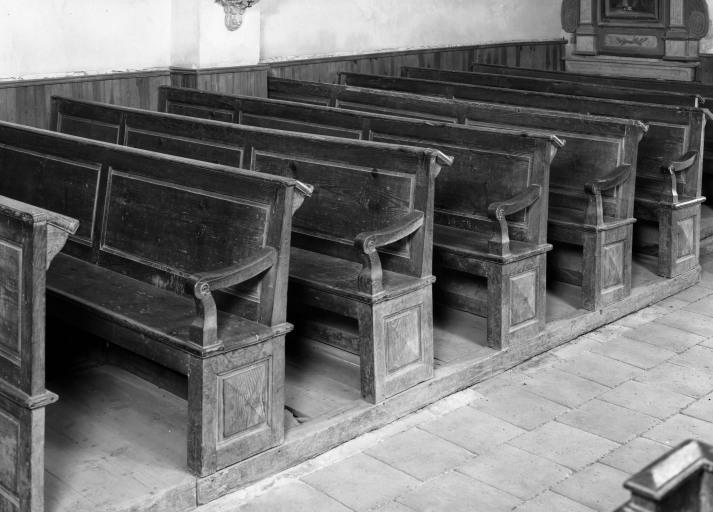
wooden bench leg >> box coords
[186,335,285,477]
[657,204,701,278]
[581,224,633,311]
[0,392,55,512]
[486,254,547,350]
[356,287,434,404]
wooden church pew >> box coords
[336,71,707,280]
[154,87,559,349]
[467,62,713,255]
[0,120,310,477]
[401,66,702,108]
[267,77,647,311]
[0,196,78,512]
[50,96,451,404]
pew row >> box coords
[467,62,713,253]
[267,77,647,310]
[0,121,311,477]
[401,66,702,108]
[0,197,78,512]
[336,71,707,280]
[49,96,451,403]
[152,88,559,348]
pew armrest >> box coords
[584,165,633,226]
[662,151,698,204]
[354,211,425,295]
[487,185,541,257]
[187,247,278,347]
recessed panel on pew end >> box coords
[0,196,78,512]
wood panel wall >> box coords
[0,71,171,129]
[0,39,567,128]
[269,39,567,83]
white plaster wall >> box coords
[259,0,565,62]
[0,0,171,79]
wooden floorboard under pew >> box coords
[0,197,77,512]
[266,77,648,311]
[0,120,311,481]
[154,86,560,349]
[336,71,708,280]
[49,96,452,404]
[468,62,713,256]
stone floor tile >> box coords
[523,368,608,408]
[623,322,704,353]
[589,337,675,369]
[557,399,659,444]
[471,386,569,430]
[420,406,525,454]
[554,351,642,388]
[612,306,666,329]
[366,428,473,481]
[370,501,415,512]
[553,463,630,512]
[396,471,521,512]
[645,414,713,447]
[683,393,713,423]
[470,370,531,396]
[669,345,713,373]
[551,334,605,360]
[600,438,671,475]
[600,381,694,419]
[672,284,713,303]
[656,310,713,338]
[457,445,571,500]
[303,454,418,511]
[635,362,713,398]
[684,295,713,317]
[514,491,596,512]
[589,323,634,342]
[654,296,690,311]
[509,422,619,470]
[231,480,352,512]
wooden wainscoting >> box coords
[0,39,566,128]
[0,71,171,129]
[269,39,567,83]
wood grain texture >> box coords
[0,121,306,477]
[337,71,704,279]
[156,86,557,349]
[270,76,645,309]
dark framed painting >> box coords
[604,0,659,19]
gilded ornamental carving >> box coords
[215,0,260,31]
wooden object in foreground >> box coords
[0,120,310,478]
[155,86,559,348]
[337,71,707,280]
[617,439,713,512]
[0,197,78,512]
[50,97,450,403]
[268,77,646,311]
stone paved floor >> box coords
[198,259,713,512]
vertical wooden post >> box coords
[0,196,77,512]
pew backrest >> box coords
[401,67,702,108]
[156,86,560,246]
[335,72,705,204]
[51,96,450,281]
[0,121,304,327]
[268,77,646,220]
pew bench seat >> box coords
[289,247,434,301]
[47,253,286,359]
